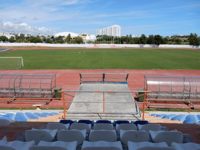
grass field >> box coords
[0,48,200,69]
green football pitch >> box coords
[0,48,200,69]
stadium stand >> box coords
[1,120,199,150]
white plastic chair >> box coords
[171,142,200,150]
[89,130,117,142]
[46,122,69,130]
[25,129,57,144]
[128,141,169,150]
[120,130,150,146]
[82,141,123,150]
[150,131,183,145]
[57,129,86,145]
[93,123,114,130]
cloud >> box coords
[0,21,53,35]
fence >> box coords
[80,73,129,84]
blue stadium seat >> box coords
[96,120,112,124]
[113,120,129,126]
[78,120,94,126]
[59,119,74,125]
[134,120,149,125]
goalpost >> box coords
[0,57,24,69]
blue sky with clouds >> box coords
[0,0,199,35]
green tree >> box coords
[147,35,155,44]
[66,34,72,43]
[0,36,9,42]
[154,35,163,46]
[71,36,83,44]
[188,33,199,46]
[139,34,147,44]
[9,36,16,43]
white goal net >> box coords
[0,57,24,69]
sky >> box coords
[0,0,200,36]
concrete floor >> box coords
[67,83,140,120]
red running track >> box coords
[0,69,200,108]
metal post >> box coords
[62,91,67,119]
[103,91,105,113]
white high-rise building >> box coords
[97,25,121,37]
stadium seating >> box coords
[1,120,200,150]
[128,141,170,150]
[32,141,77,150]
[150,130,184,145]
[137,124,163,131]
[120,130,150,145]
[70,123,91,133]
[25,129,57,144]
[82,141,123,150]
[57,130,87,145]
[0,119,11,126]
[93,123,114,130]
[89,130,117,142]
[46,122,69,130]
[171,142,200,150]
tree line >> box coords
[0,33,199,46]
[96,33,200,46]
[0,34,83,44]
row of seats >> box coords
[59,120,149,126]
[24,128,186,146]
[46,122,165,133]
[1,137,200,150]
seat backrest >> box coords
[0,136,7,144]
[78,120,93,125]
[25,130,54,144]
[0,146,15,150]
[113,120,129,126]
[171,142,200,150]
[134,120,148,125]
[46,122,68,130]
[57,130,86,145]
[0,119,11,126]
[128,141,169,150]
[7,140,35,150]
[138,124,162,131]
[96,120,112,124]
[116,123,137,132]
[93,123,114,130]
[70,123,91,133]
[150,131,183,145]
[120,130,150,145]
[82,141,123,150]
[137,147,175,150]
[89,130,117,142]
[30,146,67,150]
[59,119,74,125]
[82,147,121,150]
[38,141,77,150]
